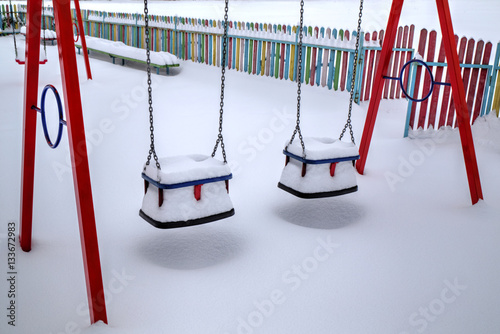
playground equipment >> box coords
[384,58,452,103]
[31,84,67,148]
[9,0,47,64]
[19,0,107,325]
[139,0,235,228]
[73,0,92,80]
[356,0,483,205]
[277,0,363,198]
[74,22,79,42]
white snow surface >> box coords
[1,1,500,334]
[75,36,180,66]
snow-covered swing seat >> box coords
[278,0,364,199]
[278,137,360,198]
[14,41,48,65]
[140,155,234,228]
[139,0,234,229]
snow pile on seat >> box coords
[279,137,359,194]
[143,154,232,184]
[141,155,233,224]
[285,137,359,160]
[142,180,233,223]
[75,35,179,66]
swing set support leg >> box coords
[74,0,92,80]
[355,0,483,205]
[19,0,107,325]
[19,0,42,253]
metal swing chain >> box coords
[211,0,230,163]
[287,0,306,155]
[42,0,47,59]
[8,0,18,59]
[143,0,161,170]
[339,0,364,144]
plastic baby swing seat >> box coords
[140,154,234,229]
[278,137,360,199]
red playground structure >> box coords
[356,0,484,205]
[19,0,107,325]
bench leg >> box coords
[122,59,125,66]
[166,67,170,75]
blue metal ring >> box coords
[40,84,65,149]
[399,59,435,103]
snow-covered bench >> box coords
[75,36,180,74]
[20,26,57,45]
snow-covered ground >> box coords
[1,1,500,334]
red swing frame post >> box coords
[355,0,483,205]
[74,0,92,80]
[19,0,107,325]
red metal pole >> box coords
[74,0,92,80]
[19,0,43,252]
[435,0,483,204]
[356,0,404,175]
[53,0,107,323]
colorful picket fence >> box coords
[492,42,500,117]
[0,3,22,33]
[18,7,375,101]
[359,25,416,103]
[13,6,500,133]
[402,32,498,135]
[78,11,373,98]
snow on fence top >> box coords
[11,5,379,50]
[82,10,380,49]
[10,5,500,125]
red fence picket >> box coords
[417,30,437,129]
[407,32,493,132]
[408,29,428,129]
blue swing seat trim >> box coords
[283,150,360,165]
[141,172,233,190]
